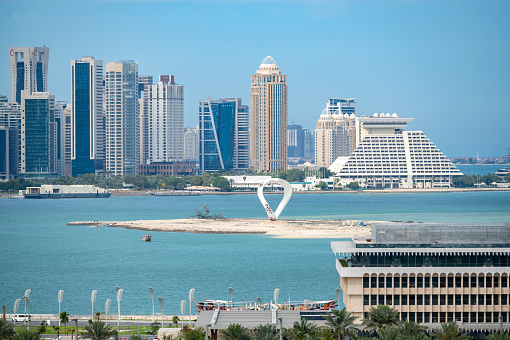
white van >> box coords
[12,314,31,322]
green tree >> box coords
[12,329,40,340]
[130,335,143,340]
[485,331,510,340]
[82,321,117,340]
[346,182,359,190]
[172,315,179,328]
[220,323,251,340]
[182,328,205,340]
[150,322,161,335]
[324,308,358,340]
[60,312,70,335]
[37,322,46,335]
[314,181,328,190]
[375,325,401,340]
[51,326,60,340]
[0,319,15,340]
[399,321,428,340]
[362,305,399,331]
[212,176,231,192]
[430,322,471,340]
[253,323,278,340]
[289,319,317,340]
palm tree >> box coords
[82,321,117,340]
[0,319,15,340]
[220,323,251,340]
[12,329,40,340]
[290,319,317,340]
[375,325,401,340]
[430,322,470,340]
[59,312,70,335]
[325,308,358,340]
[172,315,179,328]
[399,321,427,339]
[362,305,399,331]
[52,326,60,340]
[485,331,510,340]
[254,323,278,340]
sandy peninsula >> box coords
[67,218,372,239]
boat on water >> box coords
[195,299,336,312]
[21,185,111,199]
[142,235,152,242]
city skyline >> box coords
[1,0,509,157]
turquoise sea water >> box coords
[1,192,509,316]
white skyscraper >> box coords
[184,127,199,161]
[9,47,49,104]
[141,75,184,163]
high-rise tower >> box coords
[71,57,105,176]
[250,56,287,173]
[105,61,138,176]
[9,47,49,104]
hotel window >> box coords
[455,294,461,305]
[494,294,499,305]
[402,295,408,305]
[470,312,477,323]
[486,295,492,305]
[478,294,484,305]
[432,312,438,323]
[424,312,430,323]
[409,295,415,305]
[479,276,485,287]
[371,277,377,288]
[447,312,454,322]
[417,277,423,288]
[448,295,454,305]
[486,313,492,323]
[363,277,369,288]
[463,295,469,305]
[502,295,508,305]
[502,276,508,287]
[417,294,423,305]
[379,277,384,288]
[463,276,469,288]
[440,276,446,288]
[440,294,446,305]
[487,277,493,288]
[494,277,499,288]
[394,295,400,305]
[432,295,438,305]
[371,295,377,305]
[394,277,400,288]
[401,312,408,321]
[455,276,461,288]
[363,295,369,305]
[378,295,384,305]
[402,277,408,288]
[479,312,484,323]
[386,277,392,288]
[386,295,392,305]
[471,276,477,288]
[470,294,477,305]
[448,277,454,288]
[432,277,438,288]
[425,276,430,288]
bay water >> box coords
[1,191,509,317]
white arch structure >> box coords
[257,178,292,221]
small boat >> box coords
[142,235,151,242]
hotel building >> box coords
[199,97,249,173]
[140,75,184,164]
[9,47,49,104]
[20,91,55,176]
[250,56,287,173]
[105,61,138,176]
[330,114,462,188]
[70,57,105,176]
[184,127,199,161]
[332,223,510,329]
[315,99,357,168]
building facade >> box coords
[332,223,510,328]
[315,99,357,168]
[330,114,462,188]
[199,97,249,173]
[137,75,153,99]
[71,57,105,176]
[138,160,198,177]
[288,124,304,158]
[184,127,199,161]
[140,75,184,164]
[250,56,287,173]
[20,91,55,176]
[9,47,49,104]
[105,61,138,176]
[0,126,18,179]
[303,129,315,160]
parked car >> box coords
[12,314,31,322]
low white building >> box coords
[223,176,271,190]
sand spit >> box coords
[67,218,372,239]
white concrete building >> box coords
[140,75,184,163]
[330,114,462,188]
[9,47,49,104]
[184,127,199,161]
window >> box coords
[471,295,477,305]
[478,294,485,305]
[503,276,508,288]
[487,277,493,288]
[386,276,392,288]
[455,294,461,305]
[440,277,446,288]
[371,295,377,305]
[371,277,377,288]
[363,277,369,288]
[425,276,430,288]
[448,295,454,305]
[463,295,469,305]
[386,295,392,305]
[479,276,485,288]
[394,295,400,305]
[379,295,384,305]
[401,312,407,321]
[424,312,430,323]
[425,295,430,305]
[494,294,499,305]
[409,295,416,305]
[417,276,423,288]
[402,277,408,288]
[448,277,454,288]
[432,295,438,305]
[417,295,423,305]
[494,276,500,288]
[471,276,477,288]
[394,277,400,288]
[363,295,369,305]
[463,276,469,288]
[402,295,408,305]
[440,294,446,305]
[502,295,508,305]
[410,276,416,288]
[432,277,438,288]
[455,276,461,288]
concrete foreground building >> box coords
[199,97,249,173]
[250,56,287,172]
[70,57,105,176]
[105,61,138,176]
[140,75,184,164]
[9,47,49,104]
[332,223,510,329]
[330,113,462,188]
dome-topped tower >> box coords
[257,55,281,75]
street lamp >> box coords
[158,297,165,327]
[13,298,21,326]
[91,290,97,321]
[335,288,341,309]
[148,287,155,322]
[105,299,112,326]
[58,290,64,326]
[24,289,31,329]
[180,300,186,326]
[188,288,195,326]
[227,287,233,309]
[116,288,123,327]
[273,289,279,306]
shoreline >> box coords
[67,218,373,239]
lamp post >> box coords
[180,300,186,326]
[227,287,233,309]
[105,299,111,326]
[58,290,64,326]
[273,289,279,306]
[148,287,155,322]
[24,289,31,329]
[13,298,21,326]
[158,297,165,327]
[91,290,97,321]
[188,288,195,326]
[116,288,123,327]
[336,288,341,309]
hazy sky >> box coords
[1,0,509,157]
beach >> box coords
[67,218,372,239]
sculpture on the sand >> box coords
[257,178,292,221]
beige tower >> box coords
[250,56,287,173]
[315,112,356,167]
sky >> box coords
[1,0,509,157]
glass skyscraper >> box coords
[71,57,104,176]
[199,97,249,173]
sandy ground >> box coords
[67,218,372,239]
